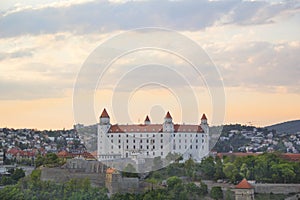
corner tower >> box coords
[163,111,174,133]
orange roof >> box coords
[165,111,172,119]
[145,115,150,122]
[106,168,116,174]
[201,114,207,120]
[108,124,204,133]
[100,108,110,118]
[281,153,300,162]
[236,178,253,189]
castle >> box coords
[97,109,209,162]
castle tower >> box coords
[144,115,151,125]
[234,178,255,200]
[100,108,110,125]
[163,111,174,133]
[200,113,209,134]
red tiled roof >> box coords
[108,124,204,133]
[281,153,300,162]
[106,168,116,174]
[57,150,72,158]
[217,152,260,159]
[201,114,207,120]
[236,178,253,189]
[100,108,110,118]
[165,111,172,119]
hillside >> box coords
[265,120,300,134]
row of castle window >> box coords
[110,139,205,144]
[108,133,205,138]
[109,144,204,150]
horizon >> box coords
[0,0,299,130]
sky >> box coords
[0,0,299,130]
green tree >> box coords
[211,186,223,200]
[184,158,196,180]
[166,176,182,190]
[122,163,138,178]
[11,168,25,182]
[199,156,216,179]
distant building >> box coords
[97,109,209,162]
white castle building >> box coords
[97,109,209,162]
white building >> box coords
[97,109,209,162]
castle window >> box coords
[118,139,121,143]
[119,145,121,149]
[133,145,136,149]
[202,139,204,143]
[119,134,121,137]
[126,134,128,137]
[173,145,176,150]
[153,134,155,137]
[179,145,181,149]
[147,152,149,155]
[160,139,163,143]
[196,139,198,143]
[196,145,198,149]
[126,145,128,149]
[153,152,155,156]
[133,140,135,143]
[202,145,204,149]
[196,134,198,137]
[111,139,113,143]
[140,139,142,143]
[147,145,149,149]
[190,139,192,143]
[161,134,163,137]
[111,135,113,138]
[179,139,181,143]
[140,134,142,137]
[133,134,135,137]
[140,145,142,149]
[185,139,187,143]
[111,145,113,149]
[161,152,163,156]
[185,145,187,149]
[147,139,149,143]
[179,134,181,137]
[190,145,192,149]
[153,146,155,149]
[161,145,163,149]
[126,140,128,143]
[146,134,149,137]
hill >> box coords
[265,120,300,134]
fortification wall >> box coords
[254,184,300,194]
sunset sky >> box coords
[0,0,299,130]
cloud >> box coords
[0,0,299,38]
[209,40,300,92]
[0,48,34,61]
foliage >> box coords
[199,153,300,184]
[0,168,25,186]
[122,163,139,178]
[210,186,223,200]
[0,173,109,200]
[35,153,64,168]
